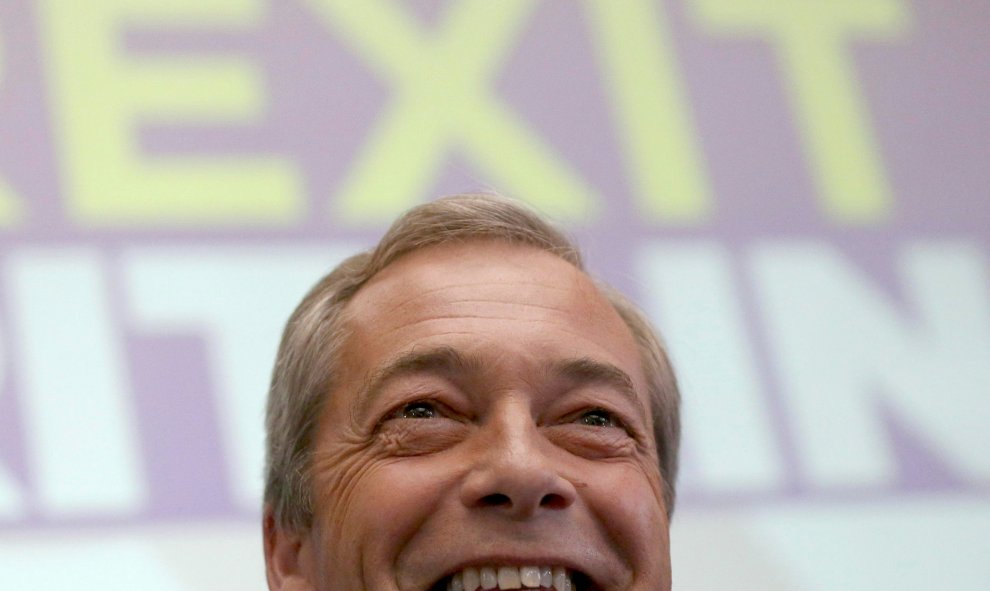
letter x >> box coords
[308,0,595,221]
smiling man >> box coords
[263,194,681,591]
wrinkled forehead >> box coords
[347,241,627,340]
[335,241,643,385]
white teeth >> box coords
[463,567,480,591]
[479,566,498,589]
[539,566,553,588]
[497,566,521,589]
[453,565,572,590]
[519,566,540,588]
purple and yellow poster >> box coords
[0,0,987,589]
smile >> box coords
[442,565,579,591]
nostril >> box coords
[539,493,568,510]
[479,492,512,507]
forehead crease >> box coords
[383,306,588,329]
[363,290,609,337]
[373,313,629,356]
[372,278,586,311]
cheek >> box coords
[309,443,460,558]
[582,461,669,568]
[309,444,387,552]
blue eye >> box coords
[579,408,615,427]
[399,401,438,419]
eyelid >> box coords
[389,399,437,417]
[563,379,645,417]
[394,400,437,419]
[378,394,460,427]
[569,406,624,427]
[562,402,648,444]
[585,407,624,427]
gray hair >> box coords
[264,194,680,530]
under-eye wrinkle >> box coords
[377,417,468,456]
[544,422,639,459]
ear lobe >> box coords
[263,506,316,591]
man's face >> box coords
[275,241,670,591]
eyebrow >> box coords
[355,346,483,420]
[354,346,645,419]
[549,357,646,417]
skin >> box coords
[265,241,671,591]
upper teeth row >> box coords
[448,565,572,591]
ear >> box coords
[263,505,316,591]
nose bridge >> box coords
[459,399,576,518]
[489,399,539,460]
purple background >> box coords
[0,0,987,531]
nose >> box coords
[459,406,577,519]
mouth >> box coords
[431,565,598,591]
